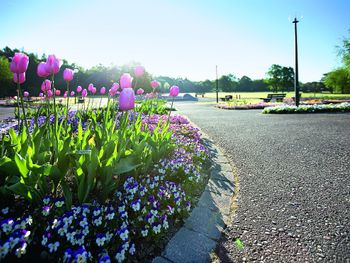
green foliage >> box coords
[324,68,350,94]
[266,64,294,93]
[0,56,13,97]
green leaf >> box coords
[61,180,72,209]
[234,238,245,250]
[113,156,142,175]
[14,153,28,178]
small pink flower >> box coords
[41,79,51,92]
[39,92,44,97]
[23,91,29,97]
[82,89,88,97]
[63,68,74,82]
[64,91,68,98]
[45,54,60,74]
[47,90,53,98]
[169,85,180,97]
[150,80,159,89]
[55,89,61,96]
[134,66,145,77]
[136,88,144,95]
[100,87,106,94]
[77,86,82,93]
[13,73,26,84]
[119,88,135,111]
[10,53,29,74]
[37,62,49,77]
[91,87,97,94]
[120,73,132,89]
[70,91,75,96]
[88,83,94,92]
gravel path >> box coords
[174,101,350,262]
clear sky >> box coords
[1,0,349,82]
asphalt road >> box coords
[0,107,15,121]
[174,101,350,262]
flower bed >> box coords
[216,102,278,110]
[262,102,350,114]
[0,53,208,262]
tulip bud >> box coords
[10,53,29,74]
[136,88,144,95]
[23,91,29,97]
[100,87,106,94]
[134,66,145,77]
[88,83,94,92]
[119,88,135,111]
[77,86,82,93]
[47,90,53,98]
[64,91,68,98]
[70,91,75,96]
[150,80,159,89]
[169,85,180,97]
[91,87,97,94]
[45,54,60,74]
[63,68,74,82]
[37,62,49,77]
[55,89,61,96]
[120,73,132,89]
[13,73,26,84]
[41,80,51,92]
[39,92,44,97]
[82,89,88,97]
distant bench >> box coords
[195,92,205,97]
[260,93,286,102]
[220,95,233,102]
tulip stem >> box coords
[66,81,70,123]
[167,97,174,124]
[17,74,31,140]
[16,88,21,131]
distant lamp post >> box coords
[216,65,219,103]
[292,17,300,107]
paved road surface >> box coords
[0,107,15,121]
[174,101,350,262]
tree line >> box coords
[2,39,350,98]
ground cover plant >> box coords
[262,102,350,114]
[0,53,209,262]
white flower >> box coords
[118,205,125,213]
[48,241,60,253]
[141,229,148,237]
[129,243,136,255]
[1,207,9,215]
[0,242,10,259]
[152,224,161,234]
[115,250,125,263]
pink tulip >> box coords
[150,80,159,89]
[119,88,135,111]
[134,66,145,77]
[77,86,82,93]
[70,91,75,96]
[63,68,74,82]
[109,88,117,96]
[10,53,29,74]
[136,88,144,95]
[64,91,68,98]
[169,85,180,97]
[82,89,88,97]
[55,89,61,96]
[88,83,94,92]
[13,73,26,84]
[145,92,153,99]
[23,91,29,97]
[112,83,119,90]
[45,54,60,74]
[47,90,53,98]
[91,87,97,94]
[120,73,132,89]
[41,79,51,92]
[37,62,49,77]
[100,87,106,94]
[39,92,44,97]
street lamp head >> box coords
[292,17,299,24]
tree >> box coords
[324,68,350,94]
[237,76,253,92]
[0,56,13,97]
[266,64,294,92]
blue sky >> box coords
[1,0,349,82]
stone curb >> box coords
[152,129,236,263]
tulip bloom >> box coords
[45,55,60,74]
[82,89,88,97]
[41,79,51,92]
[13,73,26,84]
[120,73,132,89]
[91,87,97,94]
[88,83,94,92]
[169,85,180,97]
[47,90,53,98]
[37,62,49,77]
[100,87,106,94]
[55,89,61,96]
[23,91,29,97]
[10,53,29,74]
[136,88,144,95]
[119,88,135,111]
[39,92,44,97]
[63,68,74,81]
[70,91,75,96]
[150,80,159,89]
[64,91,68,98]
[134,66,145,77]
[77,86,82,93]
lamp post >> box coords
[293,17,300,107]
[216,65,219,103]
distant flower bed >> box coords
[216,102,278,110]
[262,102,350,114]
